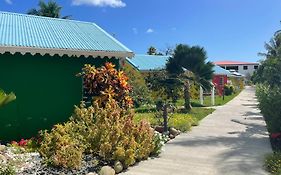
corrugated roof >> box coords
[215,60,258,65]
[213,65,231,76]
[126,54,170,71]
[127,55,231,76]
[0,11,133,58]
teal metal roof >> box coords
[127,55,232,77]
[0,11,133,58]
[213,65,232,76]
[126,54,170,71]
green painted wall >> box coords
[0,52,119,141]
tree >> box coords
[147,46,157,55]
[27,0,71,19]
[147,46,164,55]
[253,32,281,86]
[166,44,214,111]
[259,31,281,58]
[0,89,16,108]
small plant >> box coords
[0,162,16,175]
[151,131,169,156]
[134,120,155,161]
[39,123,86,169]
[224,84,234,96]
[265,152,281,174]
[9,138,41,153]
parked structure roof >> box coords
[127,54,232,77]
[0,11,133,58]
[126,54,170,71]
[213,65,232,76]
[215,60,259,65]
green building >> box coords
[0,11,133,141]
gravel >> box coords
[0,146,104,175]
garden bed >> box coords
[134,107,215,132]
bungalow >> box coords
[0,11,133,141]
[126,54,231,95]
[212,66,231,95]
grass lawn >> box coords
[134,107,215,132]
[176,90,241,107]
[134,90,241,132]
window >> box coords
[226,66,238,71]
[243,66,248,70]
[254,65,258,69]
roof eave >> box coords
[0,46,134,59]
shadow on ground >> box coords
[168,109,269,175]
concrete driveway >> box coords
[122,86,272,175]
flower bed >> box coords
[0,63,167,175]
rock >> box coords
[114,161,123,174]
[155,126,164,133]
[87,173,98,175]
[169,134,175,139]
[0,154,7,164]
[99,166,115,175]
[0,145,6,152]
[169,127,180,136]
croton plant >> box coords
[78,62,133,108]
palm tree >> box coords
[0,89,16,108]
[166,44,214,111]
[147,46,157,55]
[258,32,281,58]
[27,0,71,19]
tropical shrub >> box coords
[134,120,155,161]
[39,99,155,169]
[224,84,234,96]
[146,71,183,104]
[256,84,281,133]
[123,63,152,107]
[229,77,244,91]
[265,152,281,175]
[151,131,169,156]
[168,114,197,132]
[9,138,40,153]
[39,63,156,170]
[78,63,133,108]
[39,123,86,169]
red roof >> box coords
[215,60,258,65]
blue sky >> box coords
[1,0,281,62]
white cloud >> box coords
[132,28,138,34]
[146,28,154,34]
[72,0,126,8]
[5,0,12,4]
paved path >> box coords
[122,86,272,175]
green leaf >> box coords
[0,89,16,107]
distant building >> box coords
[126,54,232,95]
[215,61,259,76]
[212,66,231,96]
